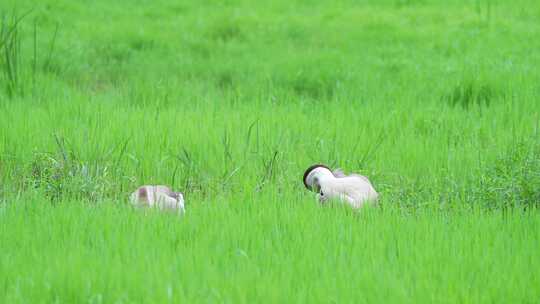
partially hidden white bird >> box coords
[303,164,379,208]
[130,185,185,214]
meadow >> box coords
[1,0,540,302]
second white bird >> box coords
[130,185,185,214]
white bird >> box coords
[129,185,185,214]
[303,164,378,208]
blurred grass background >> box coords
[0,0,539,302]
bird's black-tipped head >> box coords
[303,164,331,190]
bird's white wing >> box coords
[332,168,347,178]
[350,174,373,185]
[333,168,372,184]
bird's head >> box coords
[303,164,334,193]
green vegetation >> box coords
[1,0,539,302]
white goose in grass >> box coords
[303,164,379,208]
[130,185,185,214]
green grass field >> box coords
[1,0,539,303]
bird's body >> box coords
[303,165,378,208]
[130,185,185,213]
